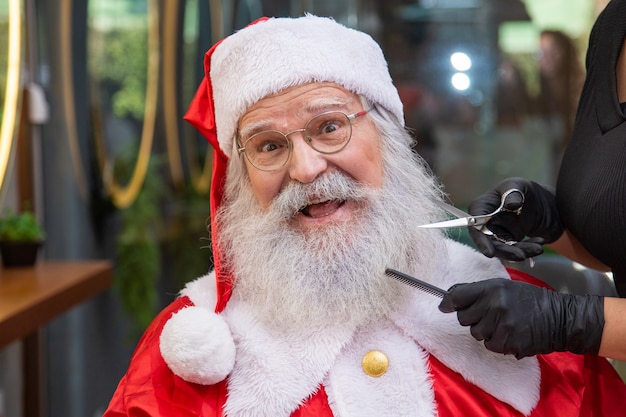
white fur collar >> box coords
[222,298,354,417]
[166,239,540,416]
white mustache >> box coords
[272,172,375,218]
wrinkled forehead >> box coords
[237,83,362,135]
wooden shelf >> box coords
[0,260,113,349]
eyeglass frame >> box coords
[236,109,370,172]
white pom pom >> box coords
[160,306,236,385]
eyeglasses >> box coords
[237,109,369,172]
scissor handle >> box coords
[499,188,524,214]
[469,188,524,228]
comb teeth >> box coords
[385,269,448,298]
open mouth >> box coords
[298,198,345,218]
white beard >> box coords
[216,139,446,331]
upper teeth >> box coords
[299,198,326,211]
[298,198,328,214]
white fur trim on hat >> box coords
[160,306,236,385]
[210,15,404,155]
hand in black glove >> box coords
[468,177,564,262]
[438,278,605,359]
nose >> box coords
[287,132,328,183]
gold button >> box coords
[361,350,389,377]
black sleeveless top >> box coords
[556,0,626,296]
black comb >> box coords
[385,268,448,298]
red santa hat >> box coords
[184,15,404,313]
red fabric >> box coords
[104,296,334,417]
[105,277,626,416]
[105,300,626,417]
[430,351,626,417]
[505,267,553,289]
[104,297,228,416]
[292,387,334,417]
[182,38,229,314]
[205,146,230,313]
[182,17,270,313]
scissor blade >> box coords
[436,201,471,219]
[418,217,473,229]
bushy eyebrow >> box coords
[238,120,273,141]
[299,96,350,114]
[238,96,353,140]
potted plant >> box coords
[0,209,46,267]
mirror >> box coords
[0,0,23,206]
[87,0,159,208]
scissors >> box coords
[419,189,524,242]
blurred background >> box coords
[0,0,614,416]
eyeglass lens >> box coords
[242,111,353,170]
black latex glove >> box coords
[468,177,564,262]
[439,278,605,359]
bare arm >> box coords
[548,229,610,272]
[549,233,625,360]
[599,297,626,361]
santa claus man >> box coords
[104,15,626,417]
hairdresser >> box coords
[440,0,626,362]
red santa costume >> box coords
[104,15,626,417]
